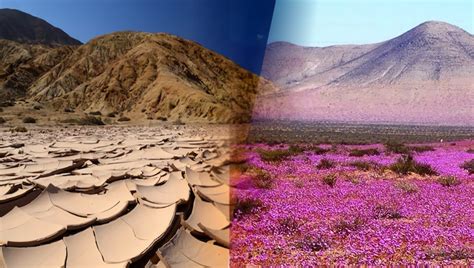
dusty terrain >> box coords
[0,124,244,267]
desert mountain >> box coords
[25,32,275,123]
[0,39,75,100]
[0,9,276,123]
[0,9,81,45]
[257,21,474,125]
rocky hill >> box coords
[0,9,81,45]
[257,21,474,125]
[0,9,276,123]
[0,39,75,100]
[26,32,275,123]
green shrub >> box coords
[460,159,474,174]
[322,174,337,187]
[317,158,335,169]
[349,148,380,157]
[437,176,461,187]
[389,155,437,176]
[22,117,36,123]
[384,141,410,154]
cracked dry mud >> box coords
[0,125,237,267]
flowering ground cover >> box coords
[231,140,474,266]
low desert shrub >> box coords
[384,141,410,154]
[389,155,437,176]
[249,168,273,189]
[460,159,474,174]
[89,111,102,116]
[349,148,380,157]
[467,148,474,154]
[333,216,366,235]
[277,217,300,233]
[257,149,291,162]
[11,126,27,133]
[295,235,330,252]
[349,160,374,171]
[33,105,42,110]
[437,176,461,187]
[117,116,131,122]
[63,108,74,113]
[317,158,335,169]
[233,197,264,218]
[63,116,105,125]
[157,116,167,121]
[409,145,435,153]
[0,117,5,124]
[288,145,304,154]
[107,112,117,117]
[310,146,330,155]
[22,117,36,123]
[322,174,337,187]
[395,181,419,194]
[373,204,403,219]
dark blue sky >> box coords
[0,0,275,74]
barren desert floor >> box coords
[0,124,239,267]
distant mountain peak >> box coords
[404,20,470,39]
[258,21,474,125]
[0,8,81,45]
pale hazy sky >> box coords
[268,0,473,46]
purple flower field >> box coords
[231,141,473,266]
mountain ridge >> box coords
[256,21,474,126]
[0,8,81,45]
